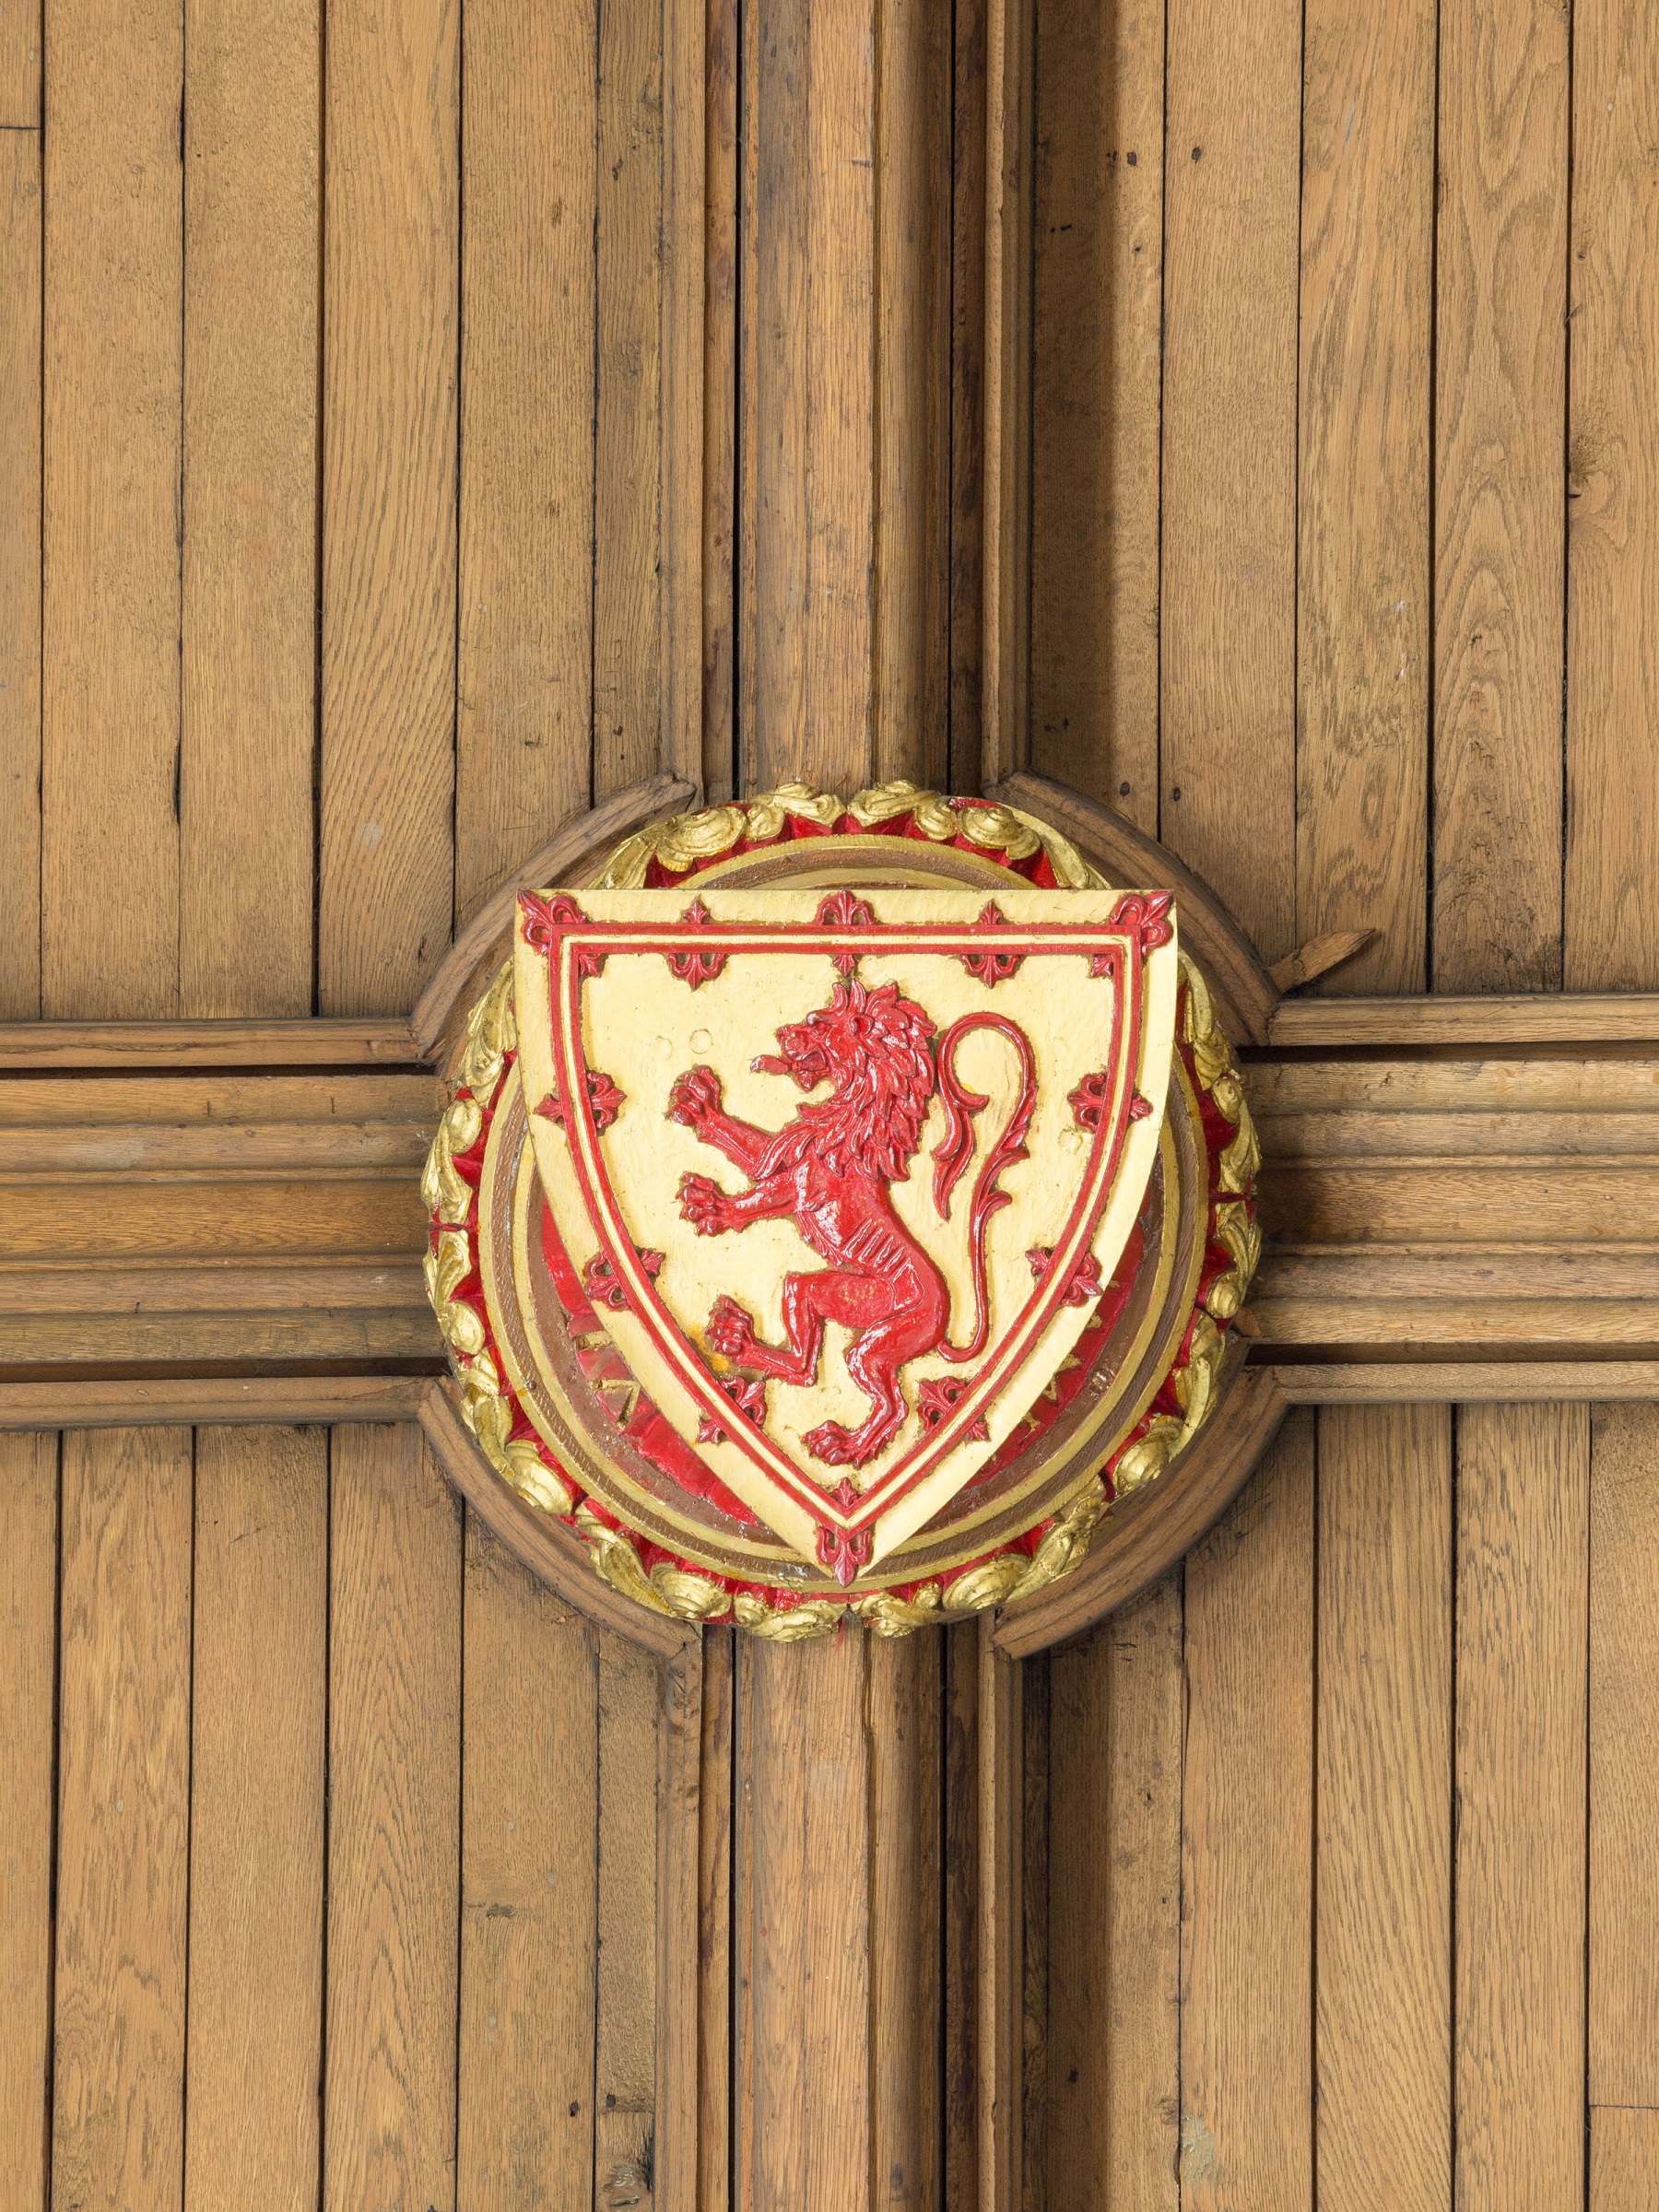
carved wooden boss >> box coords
[425,779,1267,1640]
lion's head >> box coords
[753,978,936,1179]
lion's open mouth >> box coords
[752,1049,827,1089]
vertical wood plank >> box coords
[1454,1402,1589,2212]
[1591,2108,1659,2212]
[1159,0,1300,963]
[0,1431,55,2209]
[869,1631,943,2212]
[873,0,949,791]
[1565,0,1659,991]
[1587,1403,1659,2106]
[41,0,182,1017]
[742,1633,873,2211]
[702,0,740,800]
[1018,1653,1048,2211]
[1315,1405,1453,2207]
[180,0,319,1016]
[976,1616,1021,2211]
[594,0,665,803]
[662,0,708,794]
[325,1424,462,2212]
[1029,0,1165,830]
[657,1639,705,2212]
[453,0,595,919]
[594,1639,661,2206]
[185,1427,326,2209]
[1179,1412,1313,2207]
[1432,0,1569,992]
[942,1620,981,2212]
[0,126,40,1019]
[948,0,987,793]
[1296,0,1436,995]
[1,0,38,119]
[1045,1573,1182,2210]
[319,0,459,1015]
[979,0,1032,787]
[53,1427,193,2212]
[696,1628,734,2210]
[456,1512,597,2212]
[731,1631,756,2212]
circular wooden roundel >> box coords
[423,783,1261,1638]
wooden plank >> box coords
[1591,2108,1659,2211]
[0,1373,429,1430]
[868,1630,943,2212]
[1019,1650,1048,2206]
[594,1638,661,2206]
[872,0,948,790]
[0,1430,54,2208]
[976,1615,1021,2210]
[978,0,1031,787]
[948,0,987,791]
[0,1070,437,1125]
[941,1620,980,2212]
[0,1174,424,1262]
[742,1634,872,2209]
[0,1018,423,1069]
[41,0,182,1018]
[456,1511,598,2212]
[1277,1359,1659,1405]
[1566,0,1659,990]
[1252,1054,1659,1117]
[655,1639,703,2212]
[318,0,459,1016]
[1432,0,1569,992]
[0,1258,428,1317]
[593,0,664,804]
[0,1308,438,1368]
[53,1426,193,2211]
[995,1364,1287,1658]
[1267,993,1659,1049]
[1262,1159,1659,1249]
[1158,0,1300,963]
[453,0,594,922]
[696,1627,734,2211]
[1029,0,1164,829]
[702,0,739,800]
[179,0,318,1017]
[325,1423,462,2211]
[1178,1411,1313,2206]
[660,0,706,795]
[1296,0,1435,994]
[0,1116,431,1172]
[730,1630,756,2212]
[1,0,38,119]
[0,126,40,1018]
[184,1427,326,2210]
[1453,1403,1588,2212]
[1315,1405,1452,2206]
[1045,1573,1182,2210]
[1588,1402,1659,2106]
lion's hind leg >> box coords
[706,1267,876,1385]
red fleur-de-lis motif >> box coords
[815,1522,875,1588]
[535,1067,628,1133]
[665,897,728,990]
[519,890,605,976]
[698,1371,769,1443]
[1067,1068,1113,1133]
[915,1373,992,1443]
[959,900,1026,987]
[1105,888,1175,955]
[814,888,878,975]
[582,1252,629,1312]
[1027,1245,1105,1307]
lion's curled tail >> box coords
[930,1013,1038,1363]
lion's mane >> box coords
[761,979,936,1182]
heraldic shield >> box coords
[423,786,1261,1636]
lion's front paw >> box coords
[668,1065,724,1131]
[679,1172,737,1236]
[707,1294,757,1359]
[804,1420,858,1466]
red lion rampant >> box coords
[670,978,1036,1468]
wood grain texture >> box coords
[594,0,665,805]
[1029,0,1164,830]
[0,127,40,1018]
[1268,992,1659,1048]
[0,0,38,119]
[0,1430,55,2210]
[740,1633,873,2210]
[1432,0,1569,993]
[655,1640,704,2212]
[319,0,459,1015]
[978,0,1031,787]
[1566,0,1659,991]
[0,1373,429,1430]
[1591,2108,1659,2211]
[41,0,182,1017]
[1159,0,1300,963]
[702,0,739,800]
[697,1628,734,2211]
[868,1630,943,2212]
[1277,1359,1659,1405]
[1044,1574,1182,2210]
[948,0,987,793]
[454,0,594,921]
[1297,0,1435,994]
[595,1638,661,2205]
[1588,1402,1659,2107]
[1179,1412,1313,2207]
[180,0,318,1017]
[185,1427,326,2210]
[1454,1402,1588,2212]
[0,1018,424,1068]
[1315,1405,1452,2207]
[325,1423,462,2212]
[456,1512,598,2212]
[660,0,707,795]
[976,1616,1021,2210]
[941,1621,980,2212]
[53,1426,193,2212]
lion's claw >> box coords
[707,1294,756,1359]
[669,1065,724,1130]
[805,1420,858,1466]
[679,1171,734,1235]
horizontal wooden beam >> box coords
[0,1018,424,1069]
[1266,994,1659,1050]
